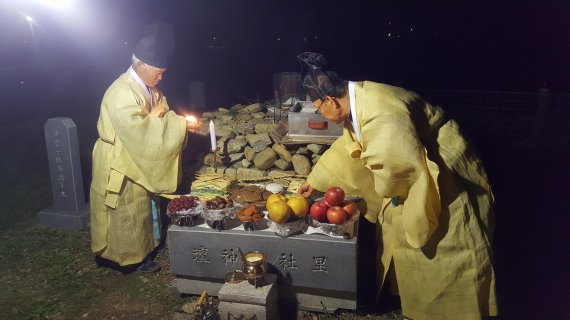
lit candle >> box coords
[209,120,216,151]
[185,115,199,132]
[185,115,197,124]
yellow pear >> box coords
[266,193,287,207]
[267,201,290,223]
[287,196,309,218]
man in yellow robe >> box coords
[90,22,195,272]
[297,52,497,319]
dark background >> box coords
[0,1,568,319]
[2,0,569,111]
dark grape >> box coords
[205,196,233,210]
[167,195,200,214]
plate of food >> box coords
[228,185,272,207]
[264,194,310,237]
[166,195,203,227]
[304,189,361,238]
[306,211,360,239]
[266,215,308,237]
[202,196,242,230]
[236,204,265,231]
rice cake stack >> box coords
[190,173,236,201]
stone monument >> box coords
[38,117,89,229]
[190,81,206,110]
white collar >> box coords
[128,66,152,106]
[348,81,361,142]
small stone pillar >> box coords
[190,81,207,110]
[217,273,279,320]
[38,117,89,229]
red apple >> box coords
[327,206,347,225]
[325,187,345,207]
[342,200,358,219]
[310,202,329,222]
[320,199,331,208]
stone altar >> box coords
[168,221,358,312]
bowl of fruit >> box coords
[167,195,203,227]
[236,205,265,231]
[202,196,240,230]
[265,193,310,237]
[306,187,360,239]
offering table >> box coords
[167,221,359,312]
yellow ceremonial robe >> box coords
[308,81,497,320]
[90,71,187,266]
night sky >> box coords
[1,0,569,111]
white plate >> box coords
[305,211,360,238]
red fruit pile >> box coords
[167,195,200,214]
[309,186,358,225]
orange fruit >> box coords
[266,193,287,207]
[267,201,291,223]
[287,196,309,218]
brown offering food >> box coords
[229,185,271,204]
[167,195,200,214]
[237,205,264,222]
[205,196,234,210]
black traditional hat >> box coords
[297,52,341,101]
[134,21,175,68]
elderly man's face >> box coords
[312,96,347,124]
[138,62,167,88]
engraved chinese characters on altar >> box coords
[190,247,329,274]
[168,226,358,310]
[192,246,210,263]
[278,253,299,270]
[312,256,328,273]
[221,248,239,266]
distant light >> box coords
[388,33,391,37]
[276,37,280,41]
[314,36,318,39]
[410,28,414,32]
[40,0,73,9]
[124,41,128,45]
[20,81,25,85]
[25,16,33,22]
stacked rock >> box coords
[196,102,331,181]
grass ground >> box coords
[0,121,404,320]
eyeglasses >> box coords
[315,99,325,115]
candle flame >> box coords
[185,115,197,123]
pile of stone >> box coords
[195,102,330,181]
